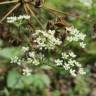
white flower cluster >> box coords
[55,51,86,77]
[10,47,44,76]
[33,30,62,50]
[7,15,30,23]
[11,55,32,76]
[10,27,86,77]
[66,26,86,48]
[11,46,86,77]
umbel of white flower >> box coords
[11,47,44,76]
[7,15,30,23]
[33,30,62,50]
[66,26,86,48]
[55,51,86,77]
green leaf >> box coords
[52,90,60,96]
[21,75,34,87]
[7,71,50,89]
[32,74,50,89]
[0,47,22,59]
[74,76,90,95]
[7,71,24,89]
[7,70,34,89]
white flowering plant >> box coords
[1,0,95,95]
[8,15,87,77]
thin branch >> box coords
[0,0,18,5]
[43,6,94,24]
[23,3,29,15]
[26,3,45,30]
[24,4,35,30]
[43,6,76,17]
[0,3,21,23]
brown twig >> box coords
[0,3,21,23]
[0,0,18,5]
[26,3,45,29]
[23,3,30,15]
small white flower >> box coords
[70,69,77,77]
[66,36,73,42]
[22,67,32,76]
[55,59,63,66]
[22,15,30,19]
[68,59,75,66]
[63,63,70,70]
[7,20,15,23]
[10,56,18,64]
[75,62,81,67]
[78,33,86,41]
[80,42,86,48]
[69,51,76,58]
[17,59,21,65]
[22,46,29,52]
[27,58,33,63]
[29,52,35,58]
[78,68,86,75]
[17,15,23,20]
[33,59,40,65]
[62,53,69,59]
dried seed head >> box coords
[55,16,69,28]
